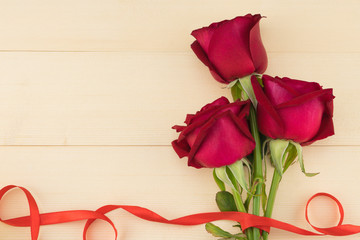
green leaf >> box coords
[216,191,237,212]
[232,235,247,240]
[205,223,234,238]
[232,224,242,229]
[269,139,289,176]
[291,141,319,177]
[244,195,251,212]
[213,169,226,191]
[205,223,247,239]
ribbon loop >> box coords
[305,192,344,228]
[0,185,40,240]
[0,185,117,240]
[1,185,360,239]
[304,192,360,236]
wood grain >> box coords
[0,0,359,239]
[0,52,358,146]
[0,0,358,52]
[0,146,359,240]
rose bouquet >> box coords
[2,13,349,240]
[172,14,334,240]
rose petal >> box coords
[200,96,230,111]
[191,20,227,54]
[276,89,331,109]
[251,76,284,138]
[172,125,186,132]
[277,97,324,143]
[249,15,268,73]
[171,140,190,158]
[189,99,244,125]
[263,76,324,106]
[184,114,195,125]
[263,75,300,105]
[302,89,335,145]
[191,41,227,83]
[275,89,334,143]
[228,105,254,142]
[172,97,255,168]
[281,77,322,95]
[207,17,255,81]
[180,101,248,145]
[323,89,335,116]
[188,111,255,168]
[255,75,335,144]
[302,114,334,146]
[177,120,204,144]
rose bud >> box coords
[191,14,268,84]
[251,75,335,145]
[172,97,255,168]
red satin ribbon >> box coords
[1,185,360,239]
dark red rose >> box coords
[252,75,335,145]
[172,97,255,168]
[191,14,268,84]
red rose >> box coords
[191,14,268,84]
[252,75,335,145]
[172,97,255,168]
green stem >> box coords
[232,189,246,213]
[262,169,282,240]
[230,77,264,240]
[232,189,253,240]
[249,106,263,240]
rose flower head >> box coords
[252,75,335,145]
[191,14,268,84]
[172,97,255,168]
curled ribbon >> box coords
[0,185,359,239]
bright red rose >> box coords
[191,14,268,84]
[252,75,335,145]
[172,97,255,168]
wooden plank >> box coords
[0,0,358,52]
[0,52,357,146]
[0,145,359,239]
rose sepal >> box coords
[214,160,253,240]
[290,141,319,177]
[269,139,289,177]
[230,75,264,240]
[266,139,319,177]
[214,159,252,196]
[229,75,260,107]
[213,169,226,191]
[262,139,319,240]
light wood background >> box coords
[0,0,359,239]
